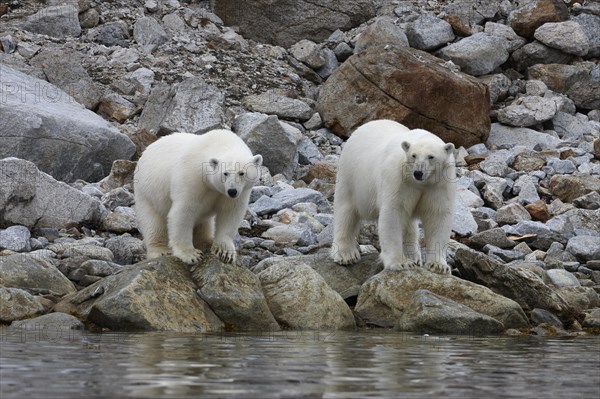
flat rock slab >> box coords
[56,257,224,333]
[355,268,528,330]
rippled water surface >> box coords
[1,329,599,398]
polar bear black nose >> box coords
[413,171,424,181]
[227,189,238,198]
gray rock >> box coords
[0,225,32,252]
[583,308,600,328]
[249,195,285,216]
[572,191,600,210]
[573,13,600,57]
[497,96,557,127]
[0,158,106,229]
[98,92,137,122]
[452,195,479,236]
[444,0,500,26]
[546,269,581,288]
[289,40,326,69]
[479,73,511,105]
[23,5,81,39]
[57,257,224,332]
[261,224,317,246]
[297,136,324,165]
[272,188,329,213]
[194,256,280,331]
[470,227,517,249]
[242,92,313,121]
[158,77,224,135]
[102,188,135,211]
[234,113,301,178]
[479,150,514,177]
[438,33,509,76]
[162,13,186,33]
[481,175,509,210]
[487,123,561,150]
[513,175,541,205]
[30,47,102,110]
[406,13,454,51]
[102,206,138,234]
[10,312,84,331]
[484,22,527,53]
[511,41,575,72]
[565,236,600,262]
[0,288,46,323]
[79,7,100,29]
[547,158,576,175]
[356,268,528,329]
[104,234,145,265]
[552,112,594,140]
[454,247,574,322]
[484,244,526,263]
[93,21,130,47]
[534,21,589,56]
[495,203,532,225]
[503,220,565,250]
[333,42,353,62]
[396,290,505,334]
[80,260,124,277]
[214,0,376,48]
[133,16,169,46]
[316,48,339,79]
[546,209,600,241]
[354,17,409,53]
[0,253,76,296]
[0,66,135,182]
[258,263,356,330]
[530,308,563,328]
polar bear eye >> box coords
[412,154,417,159]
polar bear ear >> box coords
[209,158,219,170]
[444,143,455,155]
[252,154,263,167]
[401,141,411,152]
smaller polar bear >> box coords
[332,120,456,274]
[134,130,262,265]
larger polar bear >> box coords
[134,130,262,265]
[332,119,456,274]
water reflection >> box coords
[1,329,599,398]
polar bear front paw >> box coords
[425,261,451,275]
[173,248,203,265]
[332,246,361,265]
[212,242,237,264]
[385,259,420,271]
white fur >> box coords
[134,130,262,265]
[331,120,456,274]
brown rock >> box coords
[302,161,337,184]
[214,0,376,48]
[99,160,137,191]
[594,139,600,159]
[550,174,600,203]
[512,153,546,172]
[525,200,551,222]
[0,4,8,18]
[317,45,490,148]
[443,15,472,37]
[465,153,488,166]
[508,0,569,39]
[527,63,587,93]
[129,128,158,159]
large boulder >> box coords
[0,288,47,323]
[355,268,528,330]
[0,253,77,296]
[0,65,135,182]
[317,45,490,148]
[213,0,376,48]
[258,263,356,330]
[22,5,82,39]
[0,158,106,229]
[56,257,225,332]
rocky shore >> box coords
[1,0,600,336]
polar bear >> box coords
[134,130,262,265]
[331,119,456,274]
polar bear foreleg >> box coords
[402,218,422,266]
[212,205,244,264]
[378,206,419,271]
[422,209,452,275]
[135,199,170,259]
[331,202,361,265]
[167,202,203,265]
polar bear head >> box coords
[401,137,455,184]
[207,155,263,199]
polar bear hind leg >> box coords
[331,199,362,265]
[135,199,171,259]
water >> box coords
[1,329,599,398]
